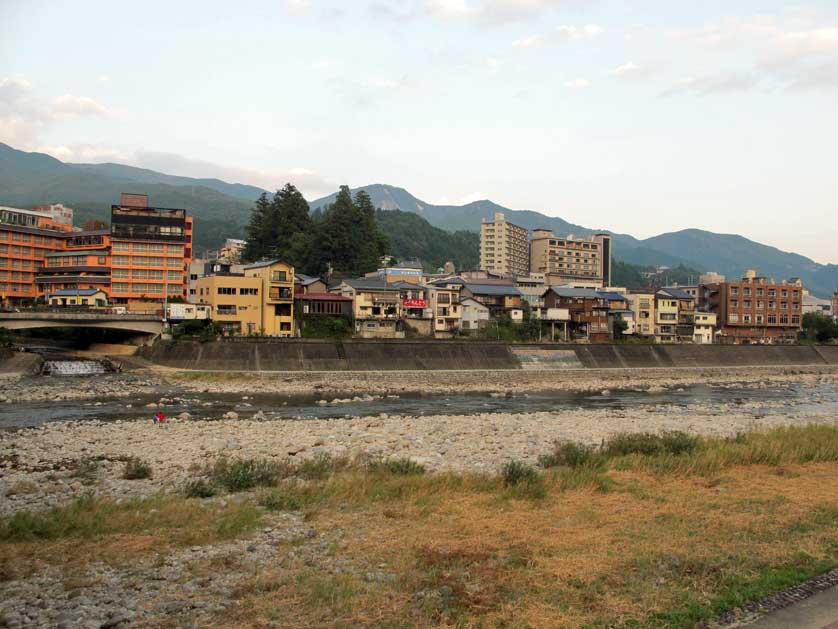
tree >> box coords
[802,312,838,343]
[273,184,312,266]
[242,192,273,262]
[353,190,388,274]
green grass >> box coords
[72,456,102,485]
[210,457,290,492]
[368,458,427,476]
[0,494,262,545]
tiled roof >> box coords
[48,288,105,297]
[299,292,352,301]
[342,278,423,291]
[244,259,289,270]
[659,287,696,300]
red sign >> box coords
[402,298,427,308]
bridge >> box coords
[0,312,164,335]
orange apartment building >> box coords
[1,194,192,306]
[0,205,74,301]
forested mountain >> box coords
[375,209,479,271]
[2,143,836,295]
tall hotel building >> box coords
[1,194,192,305]
[529,230,612,288]
[479,212,530,277]
[0,205,74,301]
[109,193,193,303]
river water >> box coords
[2,378,837,430]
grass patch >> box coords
[72,456,102,485]
[210,457,289,492]
[368,458,427,476]
[122,457,152,480]
[181,478,217,498]
[0,494,262,545]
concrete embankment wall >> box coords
[138,340,838,372]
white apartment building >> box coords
[479,212,529,277]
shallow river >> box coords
[2,376,837,429]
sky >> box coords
[1,0,837,263]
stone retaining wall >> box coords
[138,339,838,372]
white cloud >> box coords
[565,79,590,89]
[557,24,603,42]
[37,143,129,163]
[776,27,838,58]
[0,78,32,103]
[611,62,651,79]
[98,75,110,83]
[512,34,543,48]
[52,94,109,118]
[426,0,478,19]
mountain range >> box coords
[1,142,836,297]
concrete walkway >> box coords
[746,586,838,628]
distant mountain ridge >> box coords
[311,184,838,297]
[1,143,835,296]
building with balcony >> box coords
[529,230,612,288]
[428,284,462,336]
[335,278,428,338]
[540,287,611,342]
[0,206,74,303]
[627,292,656,337]
[701,270,803,344]
[479,212,529,277]
[656,287,697,343]
[109,193,193,304]
[244,260,295,337]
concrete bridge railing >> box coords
[0,312,163,335]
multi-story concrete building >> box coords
[109,194,193,304]
[428,284,462,336]
[196,273,264,336]
[196,259,295,336]
[335,278,430,338]
[654,288,696,343]
[515,273,546,309]
[529,230,612,288]
[187,259,245,303]
[244,260,295,337]
[0,206,73,302]
[627,292,656,337]
[702,270,803,344]
[219,239,246,264]
[693,312,717,344]
[479,212,529,277]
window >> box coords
[240,288,258,296]
[272,270,287,282]
[729,313,739,323]
[97,256,107,265]
[269,286,292,300]
[217,287,237,295]
[112,255,129,266]
[217,305,237,316]
[743,314,751,323]
[767,314,777,325]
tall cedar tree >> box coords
[242,192,273,262]
[273,183,312,268]
[354,190,388,273]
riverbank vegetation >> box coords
[1,425,836,627]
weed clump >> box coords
[256,488,302,511]
[72,457,101,485]
[369,458,427,476]
[210,457,285,492]
[123,457,152,480]
[603,431,699,457]
[182,478,216,498]
[500,461,546,500]
[538,442,603,469]
[297,453,349,480]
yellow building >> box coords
[693,312,717,344]
[654,294,679,343]
[196,260,295,337]
[627,292,656,337]
[244,260,295,337]
[196,274,263,336]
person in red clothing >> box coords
[153,411,166,425]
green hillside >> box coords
[375,209,479,272]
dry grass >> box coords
[0,494,263,581]
[220,426,838,628]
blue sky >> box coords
[1,0,837,263]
